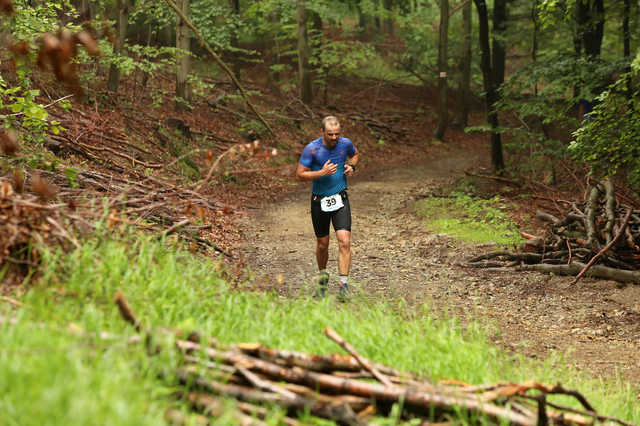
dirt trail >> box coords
[239,145,640,389]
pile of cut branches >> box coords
[1,118,287,270]
[0,177,80,267]
[0,162,231,270]
[112,295,631,426]
[462,180,640,284]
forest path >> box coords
[239,144,640,388]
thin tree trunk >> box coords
[531,0,539,96]
[454,0,471,128]
[473,0,504,172]
[623,0,630,58]
[229,0,241,77]
[311,10,323,35]
[140,22,153,91]
[434,0,449,140]
[77,0,93,21]
[358,2,368,36]
[175,0,192,110]
[576,0,605,59]
[383,0,394,35]
[492,0,506,88]
[107,0,129,93]
[297,0,313,105]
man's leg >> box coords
[311,196,331,297]
[336,230,351,276]
[336,229,351,299]
[314,236,330,297]
[316,235,330,270]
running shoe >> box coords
[338,282,350,301]
[314,286,327,299]
[314,272,329,299]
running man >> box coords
[296,116,359,299]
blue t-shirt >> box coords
[299,137,356,197]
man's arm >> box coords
[296,159,337,181]
[345,148,359,176]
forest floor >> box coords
[230,78,640,391]
[238,137,640,389]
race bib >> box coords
[320,193,344,212]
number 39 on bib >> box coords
[320,193,344,212]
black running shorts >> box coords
[310,190,351,238]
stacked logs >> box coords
[463,180,640,284]
[111,293,631,426]
[172,336,630,425]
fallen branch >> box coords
[1,296,24,307]
[572,207,633,285]
[324,327,394,387]
[113,290,142,332]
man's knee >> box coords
[336,231,350,251]
[316,236,330,251]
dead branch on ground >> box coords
[109,293,632,426]
[461,179,640,284]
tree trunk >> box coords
[454,0,472,128]
[77,0,93,21]
[531,0,539,96]
[434,0,449,140]
[358,3,368,36]
[229,0,241,77]
[623,0,630,57]
[473,0,504,172]
[311,10,323,35]
[491,0,506,88]
[576,0,604,59]
[107,0,130,93]
[383,0,394,35]
[297,0,313,105]
[175,0,192,110]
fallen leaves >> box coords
[31,173,59,201]
[0,0,13,15]
[0,130,19,156]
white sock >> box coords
[339,276,348,285]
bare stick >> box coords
[572,207,633,285]
[191,149,231,192]
[235,365,299,400]
[113,290,141,332]
[1,296,24,307]
[324,327,394,388]
[46,217,80,249]
[0,94,74,119]
[161,218,190,237]
[521,395,635,426]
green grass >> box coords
[416,192,523,246]
[1,231,638,424]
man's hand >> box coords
[345,164,355,176]
[321,159,337,176]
